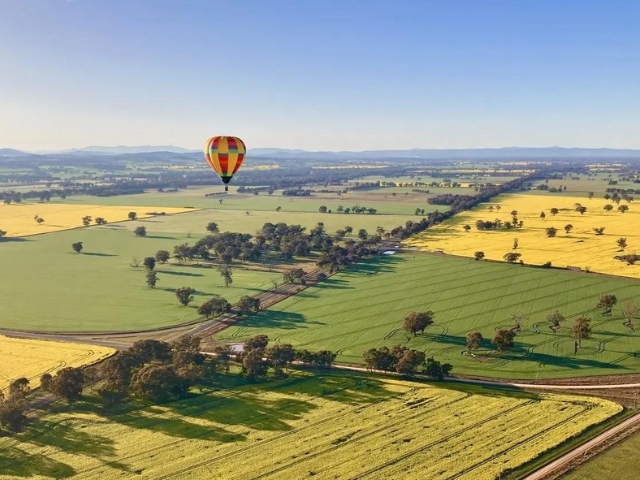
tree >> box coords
[175,287,196,306]
[276,206,281,212]
[576,206,587,215]
[402,311,434,336]
[619,204,630,213]
[540,211,546,219]
[358,229,368,240]
[318,206,328,213]
[9,378,30,398]
[155,250,170,264]
[604,204,614,212]
[71,242,83,253]
[572,316,591,347]
[266,344,296,376]
[130,364,183,402]
[513,238,519,250]
[82,215,92,226]
[423,357,452,380]
[51,367,84,404]
[213,345,233,373]
[197,295,231,318]
[0,395,28,432]
[95,217,107,225]
[130,339,173,364]
[492,329,516,352]
[474,251,485,261]
[617,238,628,251]
[283,268,306,284]
[134,226,147,237]
[597,294,617,315]
[203,221,220,233]
[463,224,471,232]
[550,208,559,216]
[344,226,353,234]
[564,224,573,234]
[146,271,158,288]
[503,252,522,263]
[621,300,638,328]
[143,256,156,270]
[244,334,269,353]
[466,332,483,353]
[545,227,558,238]
[547,310,565,333]
[238,295,261,314]
[0,229,6,239]
[588,192,594,200]
[40,372,52,391]
[243,349,269,380]
[218,264,233,287]
[593,227,606,235]
[128,211,137,220]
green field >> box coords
[0,371,623,479]
[216,253,640,379]
[561,428,640,479]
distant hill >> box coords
[66,145,196,154]
[0,148,28,157]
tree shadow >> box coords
[83,252,119,257]
[145,235,177,240]
[0,237,31,242]
[0,446,76,478]
[157,270,204,277]
[234,310,314,330]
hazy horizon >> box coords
[2,0,640,151]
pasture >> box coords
[0,202,191,237]
[408,193,640,279]
[562,428,640,479]
[0,335,114,392]
[216,254,640,379]
[0,372,622,479]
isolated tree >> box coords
[617,238,628,251]
[358,229,368,240]
[593,227,606,235]
[155,249,170,264]
[82,215,92,226]
[621,300,638,328]
[576,206,587,215]
[474,251,485,261]
[402,311,434,336]
[619,205,630,213]
[626,254,639,265]
[513,238,519,250]
[572,316,592,347]
[71,242,83,253]
[197,295,231,318]
[564,224,573,234]
[550,208,559,216]
[175,287,196,306]
[588,192,594,200]
[218,264,233,287]
[238,295,261,314]
[488,205,494,212]
[510,209,518,217]
[509,310,530,331]
[276,206,281,212]
[344,226,353,234]
[134,226,147,237]
[95,217,107,225]
[604,204,614,212]
[146,270,158,288]
[547,310,565,333]
[492,329,516,353]
[318,206,328,213]
[466,332,483,354]
[545,227,558,238]
[463,224,471,232]
[143,256,156,271]
[540,211,546,219]
[128,211,137,220]
[0,229,6,239]
[51,367,84,404]
[503,252,522,263]
[597,294,617,315]
[206,222,219,233]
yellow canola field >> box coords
[0,203,193,237]
[409,193,640,278]
[0,335,114,392]
[0,375,622,479]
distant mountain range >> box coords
[3,145,640,160]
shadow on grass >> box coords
[0,237,32,242]
[145,235,177,240]
[83,252,119,257]
[0,446,75,478]
[234,310,314,330]
[157,270,204,277]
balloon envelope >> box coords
[204,136,246,190]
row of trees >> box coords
[363,346,452,379]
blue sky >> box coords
[1,0,640,151]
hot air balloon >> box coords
[204,136,247,191]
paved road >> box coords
[523,412,640,480]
